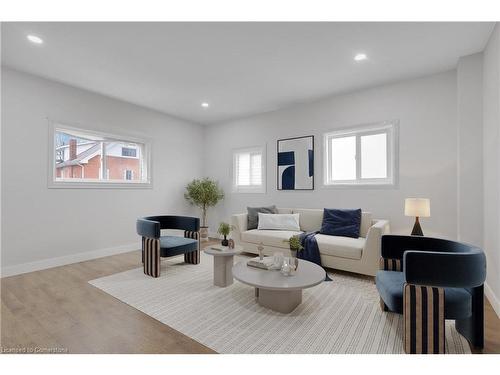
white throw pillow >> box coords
[257,213,301,231]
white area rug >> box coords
[89,253,471,354]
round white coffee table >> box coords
[232,259,326,313]
[204,246,242,287]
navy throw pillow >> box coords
[320,208,362,238]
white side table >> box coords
[203,246,242,287]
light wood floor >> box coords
[1,244,499,354]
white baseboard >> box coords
[1,242,141,278]
[485,282,500,318]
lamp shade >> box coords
[404,198,430,217]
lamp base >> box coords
[411,217,424,236]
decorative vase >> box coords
[289,248,299,270]
[200,226,209,242]
[221,235,229,246]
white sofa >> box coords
[231,208,390,276]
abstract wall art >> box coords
[277,135,314,190]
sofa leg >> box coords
[380,298,388,312]
[456,285,484,349]
[403,283,445,354]
[143,237,161,278]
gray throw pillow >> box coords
[247,205,278,230]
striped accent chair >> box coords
[376,235,486,354]
[137,216,200,278]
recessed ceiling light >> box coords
[354,53,367,61]
[27,34,44,44]
[201,102,210,108]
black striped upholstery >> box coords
[142,237,160,278]
[403,283,445,354]
[183,230,200,264]
[379,257,402,272]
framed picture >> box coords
[277,135,314,190]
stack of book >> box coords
[247,256,275,270]
[210,245,229,251]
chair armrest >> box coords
[381,234,416,260]
[231,213,248,242]
[404,250,486,288]
[137,218,160,238]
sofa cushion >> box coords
[375,271,473,320]
[315,233,364,260]
[292,208,323,232]
[241,229,303,249]
[257,213,301,231]
[320,208,362,238]
[247,206,278,230]
[159,236,198,257]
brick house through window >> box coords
[55,139,141,181]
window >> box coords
[233,146,265,193]
[49,123,151,188]
[124,170,133,180]
[323,121,398,186]
[121,147,137,157]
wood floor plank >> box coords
[1,242,499,354]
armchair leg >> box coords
[403,283,445,354]
[380,298,388,312]
[456,285,484,349]
[184,231,201,265]
[143,237,161,278]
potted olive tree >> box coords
[217,222,234,246]
[184,178,224,242]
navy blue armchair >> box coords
[137,215,200,278]
[376,235,486,354]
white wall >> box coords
[482,24,500,314]
[204,71,458,238]
[1,68,204,273]
[457,53,483,247]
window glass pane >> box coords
[105,142,142,181]
[54,128,148,184]
[250,153,262,185]
[331,136,356,180]
[361,133,387,179]
[236,153,250,186]
[55,131,102,180]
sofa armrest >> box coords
[231,213,248,242]
[363,219,390,259]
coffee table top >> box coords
[204,245,242,257]
[232,259,326,291]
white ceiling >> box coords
[1,22,495,125]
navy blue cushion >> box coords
[320,208,361,238]
[159,236,198,257]
[376,270,472,320]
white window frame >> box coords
[323,121,398,187]
[232,146,266,193]
[48,122,152,189]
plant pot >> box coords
[200,226,209,242]
[221,235,229,246]
[290,249,298,258]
